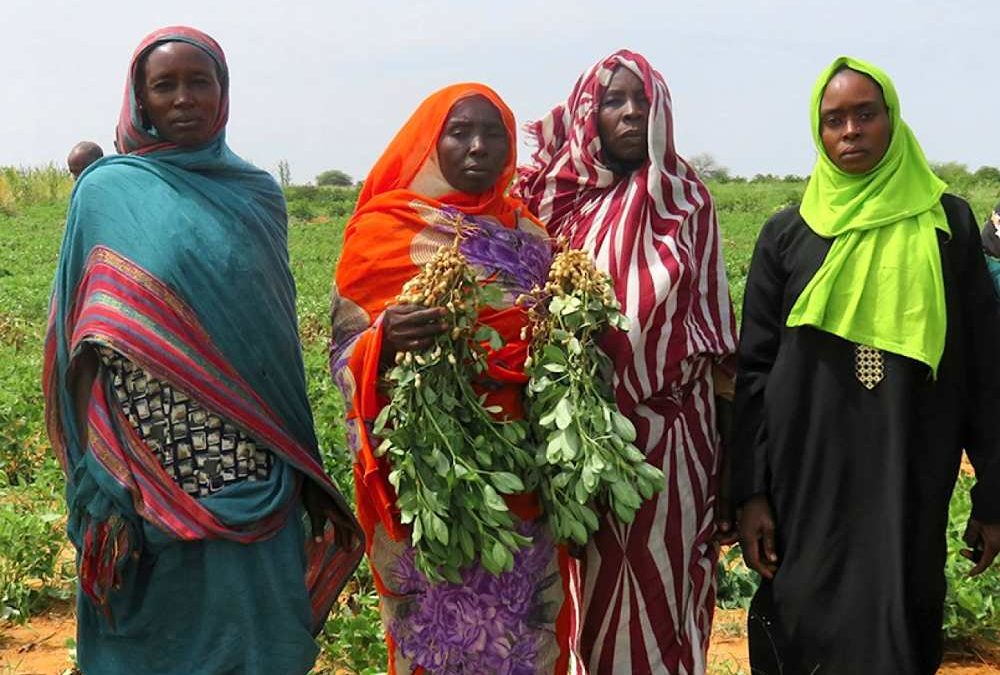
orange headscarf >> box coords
[332,83,546,550]
[354,82,518,217]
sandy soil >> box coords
[0,604,77,675]
[708,608,1000,674]
[2,604,996,673]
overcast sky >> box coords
[3,0,997,184]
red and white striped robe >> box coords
[515,49,738,674]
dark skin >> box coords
[436,95,510,195]
[138,42,222,147]
[713,390,738,546]
[67,141,103,179]
[68,42,359,552]
[817,68,892,175]
[739,68,1000,579]
[381,97,509,361]
[597,67,650,173]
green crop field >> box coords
[1,165,998,673]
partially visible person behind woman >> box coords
[44,26,362,675]
[731,57,1000,674]
[515,50,738,674]
[331,83,581,674]
[67,141,103,179]
[980,199,1000,290]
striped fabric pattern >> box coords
[515,50,737,673]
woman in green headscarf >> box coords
[730,57,1000,674]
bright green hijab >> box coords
[788,56,949,375]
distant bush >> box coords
[0,165,74,215]
[316,169,354,188]
[284,185,359,221]
[974,166,1000,185]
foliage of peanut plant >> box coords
[523,247,665,545]
[373,242,537,583]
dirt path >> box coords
[708,608,1000,674]
[2,605,996,674]
[0,605,76,675]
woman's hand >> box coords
[302,479,361,551]
[713,395,738,545]
[962,518,1000,577]
[739,494,779,580]
[381,304,448,367]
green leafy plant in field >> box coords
[943,473,1000,643]
[0,461,73,622]
[374,243,536,582]
[313,565,387,675]
[524,247,663,545]
[715,545,757,611]
[285,185,358,221]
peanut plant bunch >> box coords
[523,247,665,546]
[373,242,537,583]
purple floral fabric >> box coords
[435,207,552,297]
[389,522,557,674]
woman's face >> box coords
[138,42,222,148]
[598,67,650,170]
[819,69,892,174]
[436,96,509,195]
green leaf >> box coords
[611,480,642,509]
[458,526,475,562]
[431,514,450,545]
[494,540,512,572]
[612,411,637,443]
[579,505,600,532]
[546,430,569,463]
[492,472,525,494]
[480,283,504,306]
[612,497,637,524]
[480,538,502,575]
[412,515,424,545]
[482,485,509,512]
[474,325,498,343]
[542,344,567,364]
[554,397,573,430]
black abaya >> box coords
[730,194,1000,675]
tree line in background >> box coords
[273,155,1000,192]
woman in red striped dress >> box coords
[515,50,738,674]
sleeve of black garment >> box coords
[730,212,789,506]
[953,196,1000,522]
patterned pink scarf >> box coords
[515,49,737,413]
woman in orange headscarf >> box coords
[330,84,581,675]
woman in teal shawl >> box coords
[730,57,1000,674]
[43,26,362,675]
[981,200,1000,289]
